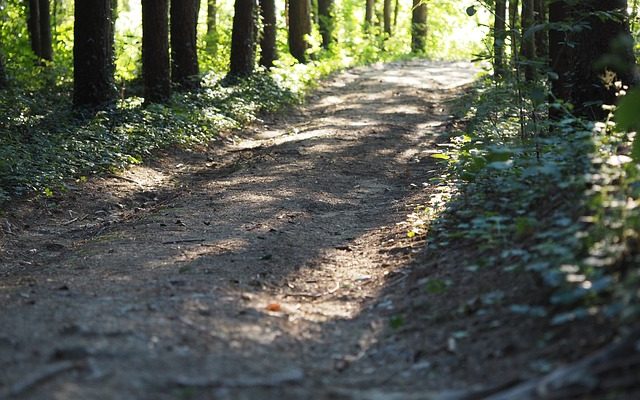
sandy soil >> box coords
[0,61,622,400]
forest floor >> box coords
[0,61,624,400]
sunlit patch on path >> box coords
[0,60,478,399]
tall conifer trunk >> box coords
[142,0,171,103]
[571,0,637,119]
[39,0,53,61]
[207,0,218,52]
[229,0,257,76]
[0,48,7,89]
[520,0,536,81]
[494,0,507,78]
[383,0,392,35]
[259,0,277,69]
[171,0,200,89]
[318,0,334,49]
[365,0,375,31]
[289,0,311,63]
[508,0,519,65]
[411,0,427,53]
[27,0,42,58]
[73,0,115,108]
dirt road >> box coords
[0,61,478,399]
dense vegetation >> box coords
[408,1,640,338]
[0,0,482,202]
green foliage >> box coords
[418,77,640,325]
[0,73,296,202]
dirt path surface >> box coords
[0,61,481,399]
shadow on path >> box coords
[0,60,478,399]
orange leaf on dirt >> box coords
[266,303,281,312]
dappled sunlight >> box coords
[0,61,479,398]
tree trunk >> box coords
[289,0,311,63]
[317,0,334,49]
[311,0,319,25]
[0,48,7,89]
[27,0,53,61]
[508,0,519,65]
[520,0,536,81]
[365,0,375,31]
[229,0,256,76]
[73,0,115,108]
[142,0,170,103]
[571,0,637,119]
[259,0,277,69]
[171,0,200,89]
[494,0,507,78]
[383,0,392,35]
[207,0,218,52]
[393,0,400,29]
[534,0,547,61]
[548,0,570,119]
[27,0,42,59]
[411,0,427,53]
[107,0,117,78]
[39,0,53,61]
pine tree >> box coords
[318,0,334,49]
[230,0,257,76]
[289,0,311,63]
[73,0,115,108]
[259,0,277,69]
[171,0,200,89]
[411,0,427,53]
[142,0,170,103]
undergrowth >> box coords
[413,77,640,325]
[0,72,297,203]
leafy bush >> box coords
[419,77,640,324]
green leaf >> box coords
[633,134,640,163]
[615,88,640,133]
[390,315,405,329]
[487,160,514,170]
[431,153,450,160]
[425,279,449,294]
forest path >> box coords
[0,60,478,399]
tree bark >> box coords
[0,48,7,89]
[383,0,392,35]
[259,0,277,68]
[494,0,507,78]
[73,0,115,108]
[571,0,637,119]
[171,0,200,89]
[311,0,319,25]
[508,0,519,65]
[39,0,53,61]
[520,0,536,81]
[534,0,547,62]
[411,0,427,53]
[207,0,218,52]
[393,0,400,29]
[289,0,311,63]
[365,0,375,31]
[142,0,170,103]
[548,0,571,121]
[317,0,334,49]
[229,0,256,76]
[27,0,42,59]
